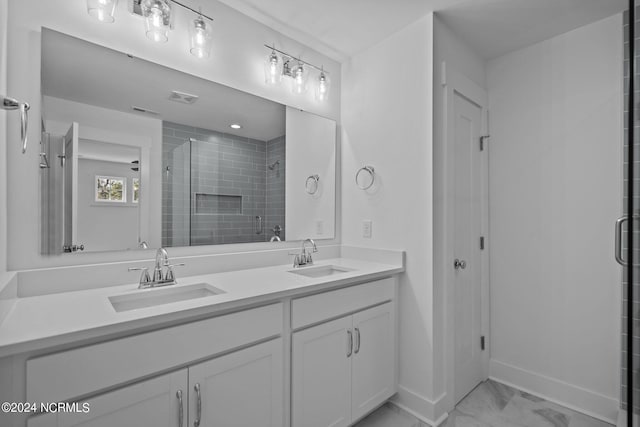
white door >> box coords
[351,302,395,421]
[292,316,352,427]
[28,369,188,427]
[63,122,79,250]
[453,91,484,403]
[188,339,283,427]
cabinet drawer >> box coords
[27,303,283,404]
[291,278,394,330]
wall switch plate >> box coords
[362,220,372,238]
[316,220,324,235]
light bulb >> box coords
[87,0,117,23]
[189,16,212,58]
[264,50,281,85]
[142,0,170,43]
[316,71,330,102]
[292,63,306,94]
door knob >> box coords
[454,259,467,270]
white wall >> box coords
[285,107,336,240]
[341,14,438,422]
[432,13,487,416]
[487,15,622,422]
[5,0,341,270]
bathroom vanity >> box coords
[0,251,403,427]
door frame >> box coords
[440,61,490,410]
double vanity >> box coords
[0,246,404,427]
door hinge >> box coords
[481,336,485,351]
[480,236,485,250]
[480,135,490,151]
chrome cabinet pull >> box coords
[176,390,184,427]
[194,383,201,427]
[354,327,361,354]
[347,329,353,357]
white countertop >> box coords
[0,257,403,358]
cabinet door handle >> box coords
[194,383,201,427]
[176,390,184,427]
[347,329,353,357]
[354,327,361,354]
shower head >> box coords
[268,160,280,170]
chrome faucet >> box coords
[292,238,318,268]
[154,247,169,282]
[129,247,184,288]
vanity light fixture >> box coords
[125,0,214,56]
[86,0,118,23]
[229,123,242,130]
[262,44,329,101]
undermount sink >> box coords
[109,282,225,312]
[288,265,355,278]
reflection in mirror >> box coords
[39,28,335,255]
[162,121,286,246]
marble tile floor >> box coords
[355,379,614,427]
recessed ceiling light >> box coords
[230,123,242,129]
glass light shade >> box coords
[142,0,171,43]
[291,63,307,94]
[189,16,212,58]
[264,51,281,85]
[87,0,118,23]
[316,71,330,101]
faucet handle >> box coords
[128,267,151,287]
[165,263,185,282]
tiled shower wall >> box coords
[265,135,286,241]
[622,8,640,412]
[162,121,285,246]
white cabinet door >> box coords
[188,338,283,427]
[28,369,188,427]
[292,316,353,427]
[351,302,395,421]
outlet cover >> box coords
[362,220,372,238]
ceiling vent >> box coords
[169,90,199,105]
[131,105,159,115]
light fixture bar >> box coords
[263,44,328,74]
[132,0,213,21]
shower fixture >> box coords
[268,160,280,170]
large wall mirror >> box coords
[40,29,336,255]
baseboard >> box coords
[490,359,618,424]
[390,385,448,426]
